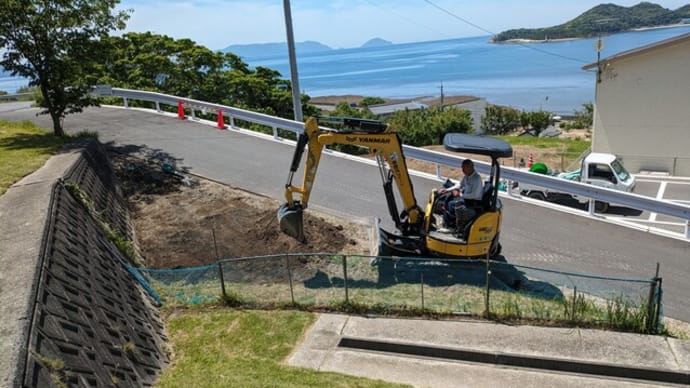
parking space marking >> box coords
[648,181,667,222]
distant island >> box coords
[361,38,393,48]
[221,40,332,59]
[493,2,690,42]
[221,37,393,59]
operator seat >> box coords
[455,183,493,238]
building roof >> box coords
[583,31,690,70]
[368,101,428,115]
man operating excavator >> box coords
[439,158,483,233]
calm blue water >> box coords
[250,25,690,114]
[2,25,690,114]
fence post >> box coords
[484,255,491,318]
[212,229,226,299]
[571,286,577,321]
[286,255,295,304]
[420,272,425,311]
[655,277,663,333]
[218,261,227,300]
[646,262,660,333]
[342,255,349,304]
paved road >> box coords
[2,106,688,321]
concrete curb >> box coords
[338,337,690,385]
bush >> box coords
[386,107,473,146]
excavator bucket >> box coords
[277,203,305,242]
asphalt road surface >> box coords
[2,106,688,321]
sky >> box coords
[118,0,690,50]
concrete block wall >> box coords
[0,140,169,387]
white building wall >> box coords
[455,98,488,134]
[593,39,690,175]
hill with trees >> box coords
[493,2,690,42]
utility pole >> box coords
[283,0,303,122]
[439,81,444,110]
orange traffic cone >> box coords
[177,100,185,120]
[528,153,534,168]
[216,109,226,129]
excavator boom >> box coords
[277,117,423,242]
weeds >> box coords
[63,181,141,265]
[32,352,67,388]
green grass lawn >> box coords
[0,120,65,195]
[159,308,409,388]
[497,134,591,156]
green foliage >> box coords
[96,32,312,121]
[360,96,385,106]
[562,102,594,130]
[480,105,520,134]
[0,0,130,136]
[521,110,552,135]
[494,2,684,41]
[386,106,473,146]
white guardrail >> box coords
[99,87,690,239]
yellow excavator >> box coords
[277,116,513,260]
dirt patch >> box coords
[108,145,371,269]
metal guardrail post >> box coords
[123,97,128,108]
[155,101,160,112]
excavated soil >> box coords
[108,146,371,269]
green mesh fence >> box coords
[129,253,663,332]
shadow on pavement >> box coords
[107,143,195,197]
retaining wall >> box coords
[0,140,168,387]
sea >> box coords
[2,25,690,115]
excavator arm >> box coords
[278,117,424,242]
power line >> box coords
[420,0,590,64]
[362,0,455,41]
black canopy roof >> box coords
[443,133,513,158]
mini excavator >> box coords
[277,116,512,260]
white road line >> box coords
[648,181,668,222]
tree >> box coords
[523,110,552,135]
[0,1,129,136]
[97,32,313,121]
[386,107,473,147]
[360,96,385,107]
[480,105,520,134]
